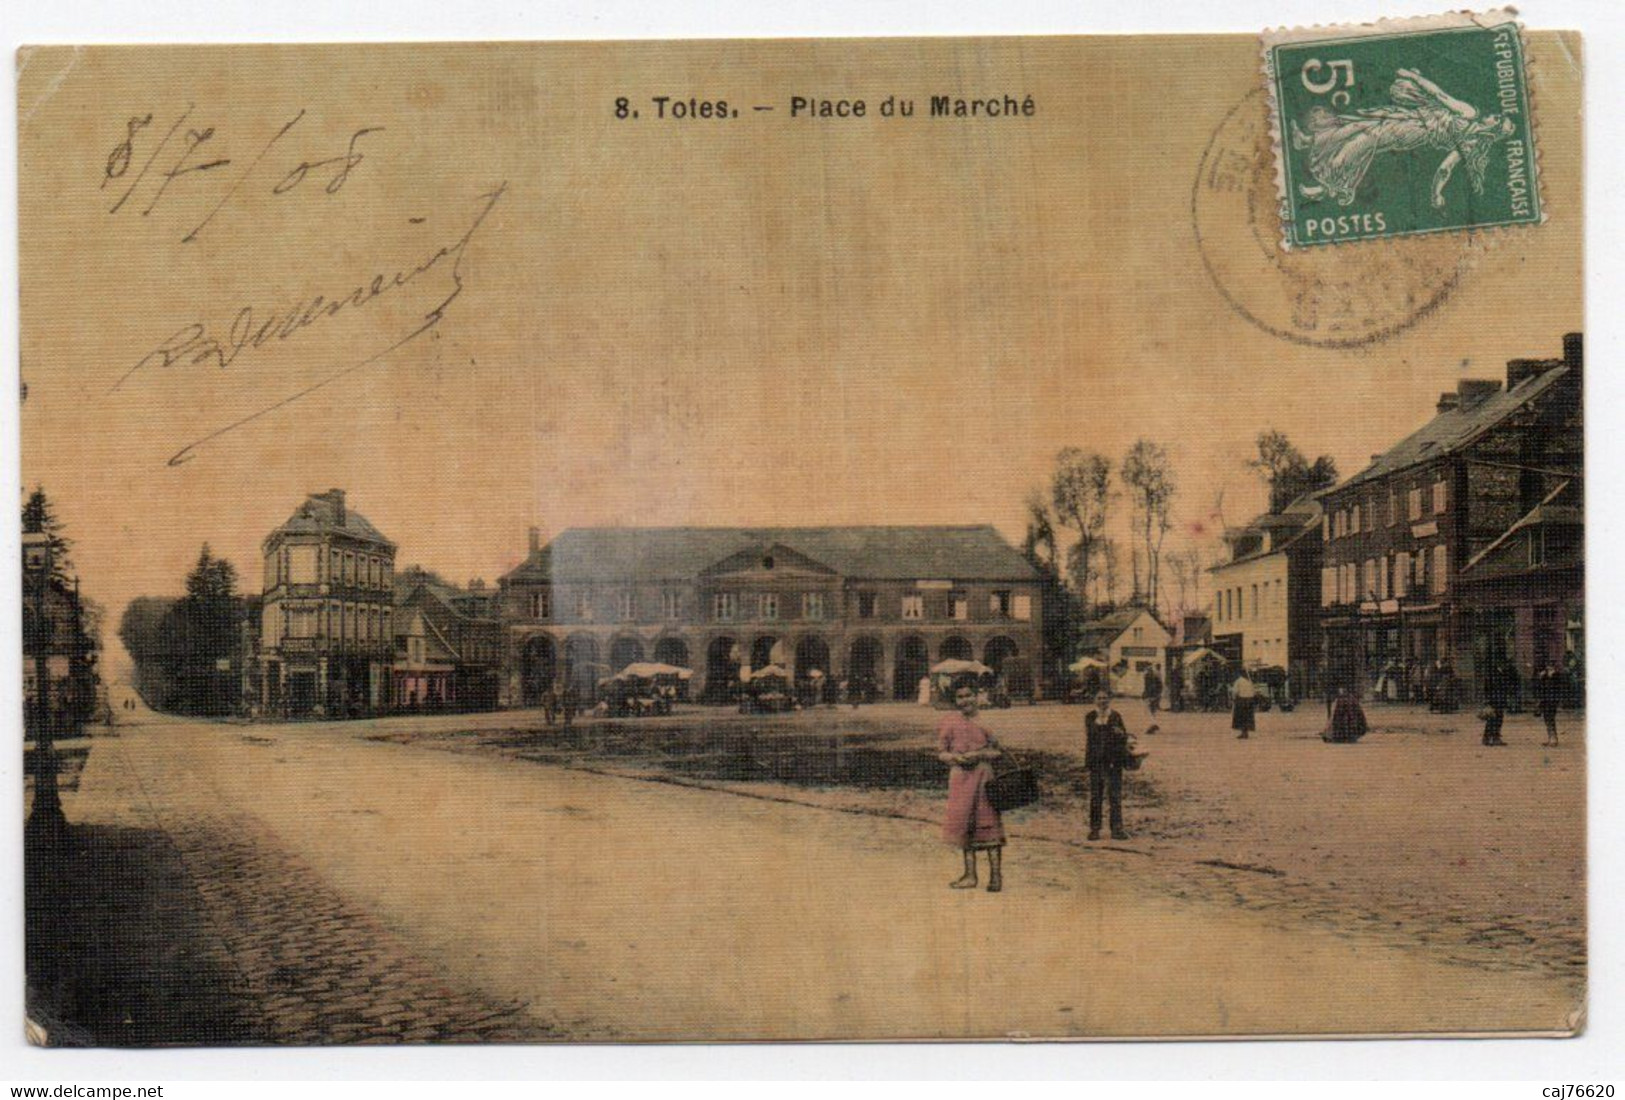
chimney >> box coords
[1504,358,1542,389]
[1436,392,1460,414]
[528,526,541,554]
[1456,378,1503,408]
[313,488,346,525]
[1564,331,1583,371]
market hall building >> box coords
[1317,333,1583,703]
[497,526,1044,705]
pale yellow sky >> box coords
[18,36,1581,657]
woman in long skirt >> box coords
[1231,672,1257,739]
[937,684,1005,892]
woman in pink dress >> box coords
[937,684,1006,892]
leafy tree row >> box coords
[118,544,251,716]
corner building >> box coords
[258,489,397,716]
[1317,334,1582,702]
[497,526,1044,705]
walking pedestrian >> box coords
[1231,671,1257,739]
[1534,661,1566,746]
[936,684,1005,892]
[1085,690,1131,841]
[1142,666,1163,718]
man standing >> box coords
[1534,661,1566,747]
[1085,690,1131,841]
[1142,665,1163,719]
[1482,659,1514,746]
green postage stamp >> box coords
[1263,10,1541,247]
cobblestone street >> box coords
[27,691,1586,1044]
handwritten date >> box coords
[102,105,383,242]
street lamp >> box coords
[23,531,68,839]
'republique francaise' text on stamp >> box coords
[1264,10,1541,248]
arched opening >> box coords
[848,636,883,702]
[894,634,930,700]
[983,636,1020,675]
[520,634,557,706]
[939,635,974,662]
[750,635,782,671]
[653,636,690,669]
[609,635,645,672]
[563,635,600,698]
[705,636,740,704]
[795,635,831,679]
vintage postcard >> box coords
[19,28,1583,1044]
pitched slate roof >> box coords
[1076,608,1164,649]
[1331,367,1573,494]
[501,526,1039,584]
[267,492,395,549]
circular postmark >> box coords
[1193,88,1480,350]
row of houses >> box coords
[245,494,1049,717]
[241,333,1581,716]
[1205,333,1583,703]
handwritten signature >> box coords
[111,181,508,467]
[104,106,383,243]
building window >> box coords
[576,590,593,622]
[762,594,779,621]
[530,590,551,619]
[901,594,924,620]
[1321,567,1335,607]
[663,590,682,619]
[618,590,634,620]
[1408,488,1423,522]
[949,592,968,621]
[1012,594,1032,621]
[1322,515,1331,541]
[714,592,736,622]
[991,590,1012,617]
[1529,527,1547,567]
[1387,493,1398,527]
[857,591,878,619]
[1378,556,1389,601]
[1432,480,1448,514]
[1431,544,1450,595]
[803,592,825,620]
[1350,504,1361,535]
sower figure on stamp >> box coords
[937,684,1005,892]
[1085,690,1131,841]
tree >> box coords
[1248,429,1339,513]
[1050,449,1114,606]
[1021,490,1057,571]
[1122,439,1177,612]
[1021,491,1078,698]
[173,544,245,715]
[21,486,73,580]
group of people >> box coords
[936,686,1137,893]
[1481,658,1569,747]
[937,655,1577,891]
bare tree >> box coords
[1050,448,1113,606]
[1099,538,1121,611]
[1122,439,1177,612]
